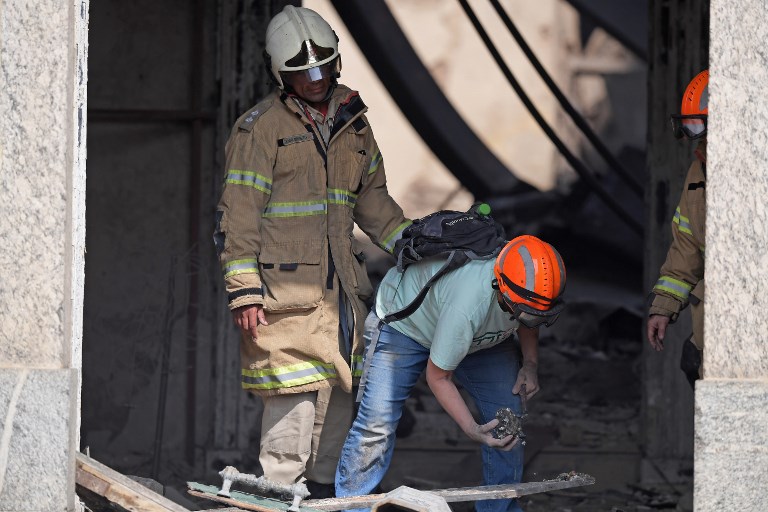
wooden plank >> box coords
[76,452,190,512]
[189,474,595,511]
[187,482,324,512]
[197,508,247,512]
[304,474,595,510]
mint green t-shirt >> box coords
[375,258,519,370]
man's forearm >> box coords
[518,326,539,366]
[426,360,476,434]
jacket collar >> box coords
[281,84,360,121]
[695,139,707,164]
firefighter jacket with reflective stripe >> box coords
[650,141,706,323]
[215,85,410,396]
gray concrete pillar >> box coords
[0,0,89,510]
[697,1,768,510]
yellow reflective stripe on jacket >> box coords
[368,149,382,175]
[653,276,692,301]
[381,220,412,253]
[327,188,358,208]
[223,258,258,279]
[351,354,364,378]
[226,170,272,195]
[241,361,337,390]
[263,201,328,218]
[673,207,693,235]
[261,188,372,216]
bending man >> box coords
[336,235,566,512]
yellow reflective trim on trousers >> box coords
[226,170,272,195]
[223,258,259,279]
[381,220,412,253]
[653,276,692,301]
[241,361,337,390]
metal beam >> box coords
[329,0,534,199]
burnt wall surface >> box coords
[82,0,294,483]
[643,0,709,482]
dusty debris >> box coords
[551,471,592,482]
[492,407,526,443]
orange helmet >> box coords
[493,235,566,328]
[671,69,708,140]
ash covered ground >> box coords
[380,297,694,512]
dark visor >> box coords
[670,114,707,140]
[504,298,565,329]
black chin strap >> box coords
[500,273,556,306]
[320,79,338,103]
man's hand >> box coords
[464,419,520,451]
[232,304,268,340]
[513,361,539,399]
[647,314,670,351]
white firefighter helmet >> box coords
[265,5,341,89]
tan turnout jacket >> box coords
[215,85,410,396]
[650,141,706,347]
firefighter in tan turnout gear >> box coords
[647,70,708,388]
[214,6,409,495]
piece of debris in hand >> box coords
[491,407,526,444]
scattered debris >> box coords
[552,471,593,482]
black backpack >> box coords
[383,203,506,323]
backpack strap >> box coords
[355,315,383,403]
[383,251,468,323]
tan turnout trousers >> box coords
[259,386,355,484]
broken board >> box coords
[188,483,325,512]
[188,473,595,511]
[76,452,189,512]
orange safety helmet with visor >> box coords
[670,69,708,140]
[493,235,566,329]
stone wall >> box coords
[0,0,89,510]
[696,1,768,509]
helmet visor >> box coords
[285,39,336,68]
[505,300,565,329]
[670,114,707,140]
[281,57,340,85]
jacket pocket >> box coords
[343,145,370,193]
[259,243,324,312]
[351,238,374,301]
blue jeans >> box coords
[336,324,524,512]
